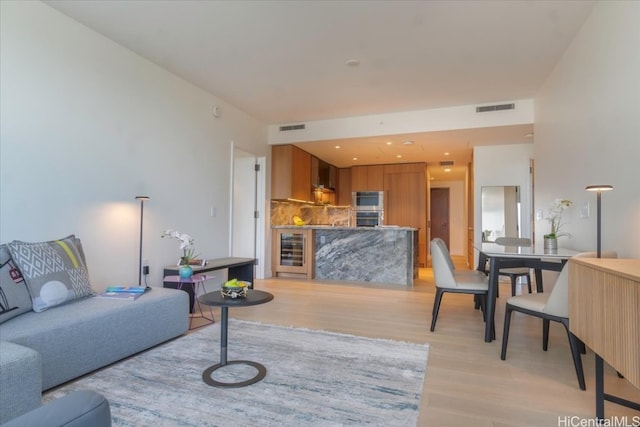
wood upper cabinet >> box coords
[368,165,384,190]
[271,145,312,201]
[311,156,337,189]
[351,165,385,191]
[350,166,367,192]
[337,168,351,206]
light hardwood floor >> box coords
[195,259,640,426]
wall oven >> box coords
[354,211,384,227]
[352,191,384,211]
[352,191,384,227]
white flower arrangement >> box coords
[545,199,573,238]
[161,229,197,265]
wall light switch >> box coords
[536,209,544,221]
[580,202,590,218]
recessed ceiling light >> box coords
[444,168,451,172]
[352,157,358,161]
[403,141,414,145]
[335,145,341,149]
[397,155,402,158]
[345,59,360,67]
[386,141,392,145]
[444,152,450,156]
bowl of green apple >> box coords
[220,278,249,298]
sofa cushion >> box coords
[0,244,32,323]
[0,341,42,424]
[7,235,94,312]
[3,390,111,427]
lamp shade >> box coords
[585,185,613,192]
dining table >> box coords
[476,242,580,343]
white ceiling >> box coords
[45,0,595,179]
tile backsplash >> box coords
[271,200,352,226]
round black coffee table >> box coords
[198,289,274,388]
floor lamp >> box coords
[585,184,615,421]
[585,185,613,258]
[135,196,150,288]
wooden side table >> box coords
[163,274,215,329]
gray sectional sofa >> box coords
[0,238,190,425]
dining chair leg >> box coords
[500,304,513,360]
[525,274,532,293]
[578,337,586,354]
[510,276,517,296]
[563,321,586,390]
[430,288,445,332]
[543,318,550,351]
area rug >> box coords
[44,319,429,426]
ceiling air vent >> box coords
[476,103,515,113]
[279,124,306,131]
[439,161,455,166]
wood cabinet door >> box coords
[271,145,292,199]
[337,168,351,206]
[385,170,426,266]
[291,146,311,201]
[367,165,384,190]
[350,166,368,191]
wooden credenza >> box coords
[568,258,640,418]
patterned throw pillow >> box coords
[7,235,94,312]
[0,244,32,323]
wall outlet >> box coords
[143,265,150,275]
[536,209,544,220]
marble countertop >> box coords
[272,225,417,231]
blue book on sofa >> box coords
[104,286,146,293]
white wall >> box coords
[474,144,534,247]
[0,1,267,288]
[534,1,640,258]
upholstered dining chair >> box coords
[494,237,533,296]
[430,239,489,333]
[500,251,617,390]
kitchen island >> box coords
[272,226,418,286]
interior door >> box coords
[430,187,450,249]
[232,146,266,279]
[232,147,257,260]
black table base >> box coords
[202,360,267,388]
[198,290,274,388]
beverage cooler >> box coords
[273,228,314,278]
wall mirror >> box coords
[481,186,521,242]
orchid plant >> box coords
[161,229,197,265]
[545,199,573,239]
